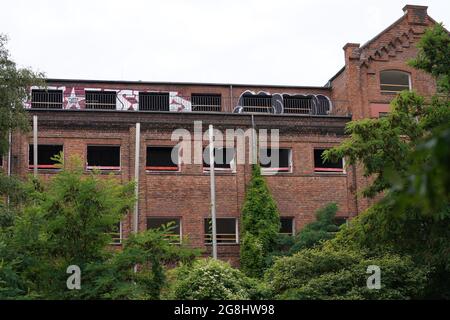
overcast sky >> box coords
[1,0,448,86]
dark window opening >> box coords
[283,96,313,114]
[191,94,222,112]
[29,145,63,169]
[147,217,181,243]
[0,155,3,167]
[242,94,273,113]
[280,217,294,235]
[31,89,63,109]
[146,146,179,171]
[204,218,237,244]
[380,70,410,93]
[203,147,235,170]
[139,92,170,111]
[314,148,343,173]
[259,148,291,172]
[334,217,348,227]
[85,90,116,110]
[87,146,120,170]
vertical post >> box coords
[134,123,140,234]
[33,115,38,178]
[251,115,257,165]
[209,124,218,259]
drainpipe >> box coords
[33,115,38,178]
[6,130,12,205]
[133,123,141,234]
[208,124,218,259]
[229,85,233,112]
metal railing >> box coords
[191,94,222,112]
[139,92,170,111]
[85,91,117,110]
[31,89,63,109]
[204,233,237,244]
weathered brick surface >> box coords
[5,5,439,264]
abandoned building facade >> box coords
[0,5,438,262]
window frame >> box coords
[30,89,63,109]
[138,92,170,111]
[202,147,236,173]
[380,70,411,94]
[259,147,293,174]
[204,217,239,245]
[191,93,222,112]
[110,221,122,245]
[28,144,64,171]
[146,217,182,244]
[85,90,117,110]
[146,145,180,172]
[86,145,121,171]
[279,217,295,236]
[313,148,345,174]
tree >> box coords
[0,155,198,299]
[323,23,450,299]
[0,34,44,155]
[240,165,280,278]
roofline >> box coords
[360,15,406,50]
[44,78,329,90]
[326,66,345,86]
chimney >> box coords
[343,43,360,64]
[403,5,428,25]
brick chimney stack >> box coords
[343,43,360,64]
[403,4,428,25]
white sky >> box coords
[1,0,448,86]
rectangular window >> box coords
[191,94,222,112]
[31,89,63,109]
[280,217,294,235]
[203,147,235,171]
[380,70,411,93]
[29,144,63,170]
[259,148,292,173]
[146,146,179,172]
[334,217,348,227]
[86,146,120,171]
[147,217,181,243]
[283,96,313,114]
[110,222,122,245]
[314,148,344,173]
[85,90,117,110]
[242,95,273,113]
[204,218,238,244]
[139,92,170,111]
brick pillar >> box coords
[403,5,428,25]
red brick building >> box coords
[1,5,439,263]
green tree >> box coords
[240,165,280,278]
[323,23,450,299]
[0,34,44,155]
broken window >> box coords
[203,147,235,171]
[259,148,292,173]
[139,92,170,111]
[314,148,344,173]
[280,217,294,235]
[204,218,238,244]
[147,217,181,243]
[146,146,179,171]
[380,70,411,93]
[86,146,120,170]
[242,94,273,113]
[191,94,222,112]
[110,222,122,245]
[29,144,63,170]
[85,90,117,110]
[31,89,63,109]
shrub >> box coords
[168,258,270,300]
[265,246,429,300]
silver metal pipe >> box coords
[134,123,141,234]
[33,115,38,178]
[209,124,217,259]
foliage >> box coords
[265,246,429,300]
[167,258,270,300]
[289,203,339,254]
[240,165,280,278]
[0,34,44,155]
[0,155,198,299]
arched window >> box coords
[380,70,411,93]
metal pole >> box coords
[209,124,218,259]
[33,115,38,178]
[251,115,257,165]
[6,130,12,205]
[134,123,140,234]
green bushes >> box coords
[240,165,280,278]
[167,258,270,300]
[265,246,429,300]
